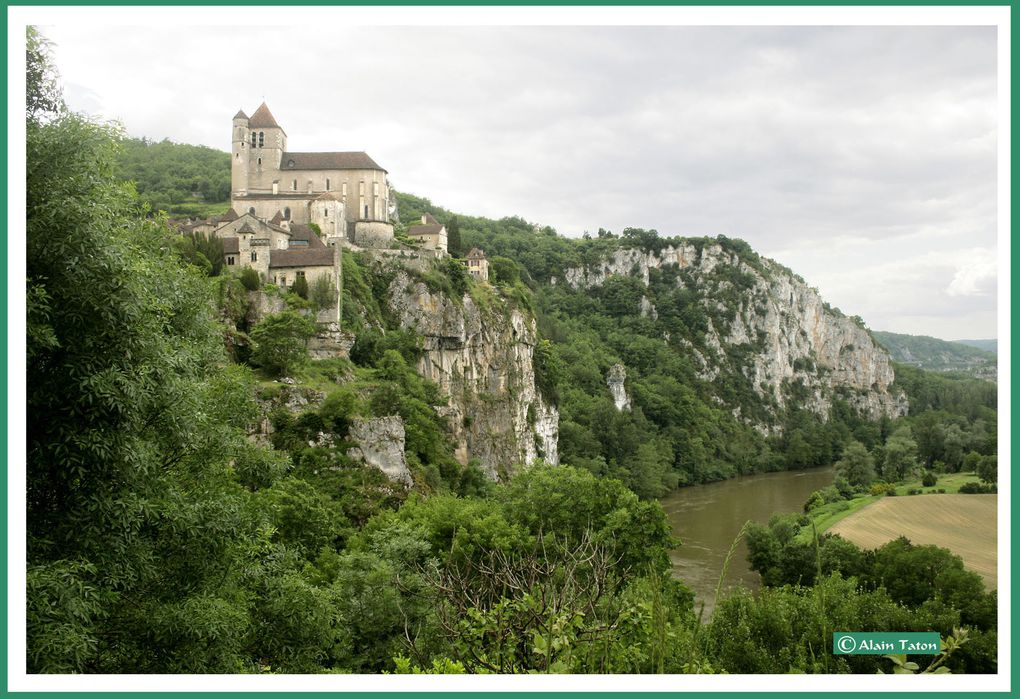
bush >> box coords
[959,482,995,494]
[921,472,937,487]
[906,488,921,495]
[292,274,309,300]
[869,481,895,496]
[311,275,335,311]
[240,267,261,291]
[249,311,317,377]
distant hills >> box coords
[873,331,997,381]
[955,338,997,354]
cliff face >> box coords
[383,269,559,480]
[562,243,907,426]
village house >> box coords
[406,213,448,255]
[465,247,489,282]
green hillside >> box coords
[113,136,231,218]
[955,338,997,354]
[873,330,996,380]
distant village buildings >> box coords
[171,102,488,292]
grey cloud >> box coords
[40,24,998,339]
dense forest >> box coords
[26,29,997,675]
[113,136,231,218]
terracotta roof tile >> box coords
[466,248,486,260]
[248,102,282,129]
[222,237,240,254]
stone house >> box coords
[406,213,448,255]
[466,247,489,282]
[229,102,394,248]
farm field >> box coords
[829,494,997,589]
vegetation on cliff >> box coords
[25,31,996,674]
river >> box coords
[658,465,836,617]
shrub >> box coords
[869,481,895,496]
[921,472,937,488]
[249,311,317,377]
[906,488,921,495]
[959,482,995,495]
[240,267,261,291]
[292,274,309,300]
[311,276,335,311]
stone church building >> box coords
[230,102,394,248]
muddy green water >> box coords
[659,466,835,617]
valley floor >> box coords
[828,494,997,589]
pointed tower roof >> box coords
[233,109,248,120]
[249,102,282,129]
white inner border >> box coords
[7,4,1011,694]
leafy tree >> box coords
[446,215,462,257]
[488,255,521,286]
[440,257,469,297]
[239,266,261,291]
[977,455,997,484]
[310,275,335,310]
[26,50,280,671]
[882,426,918,481]
[26,27,63,122]
[834,441,875,489]
[249,311,317,376]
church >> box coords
[229,102,395,248]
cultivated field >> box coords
[828,494,997,589]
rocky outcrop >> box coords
[347,416,413,486]
[384,269,559,479]
[564,243,907,426]
[307,322,355,360]
[606,363,631,411]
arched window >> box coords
[284,207,291,220]
[258,131,265,147]
[250,132,256,147]
[257,157,261,166]
[248,207,255,215]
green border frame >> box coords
[5,2,1012,695]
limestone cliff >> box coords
[380,267,559,480]
[562,242,907,427]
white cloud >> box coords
[947,251,998,298]
[34,24,999,339]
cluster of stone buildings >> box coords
[172,102,489,288]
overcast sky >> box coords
[39,23,999,340]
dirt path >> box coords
[828,494,997,589]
